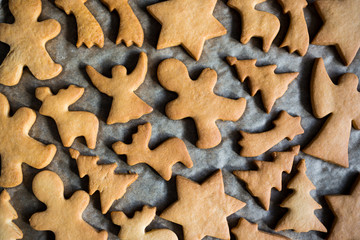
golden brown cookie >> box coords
[227,56,298,113]
[0,0,62,86]
[147,0,226,61]
[160,170,245,240]
[111,205,178,240]
[69,149,138,214]
[0,93,56,188]
[275,160,327,233]
[36,85,99,149]
[29,170,108,239]
[232,218,289,240]
[277,0,309,56]
[100,0,144,47]
[86,52,152,124]
[312,0,360,66]
[158,58,246,149]
[234,146,300,210]
[303,58,360,168]
[0,190,23,240]
[54,0,104,48]
[112,122,192,181]
[239,111,303,157]
[325,175,360,240]
[227,0,280,52]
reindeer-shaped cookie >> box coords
[36,85,99,149]
[111,205,178,240]
[0,93,57,188]
[0,0,62,86]
[112,122,193,181]
[29,170,108,240]
[157,58,247,149]
[86,52,152,124]
[227,0,280,52]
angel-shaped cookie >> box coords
[303,58,360,167]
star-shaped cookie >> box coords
[312,0,360,66]
[325,175,360,240]
[160,170,245,240]
[147,0,226,61]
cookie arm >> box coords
[128,52,148,90]
[70,190,90,215]
[0,23,13,43]
[86,65,113,95]
[36,19,61,41]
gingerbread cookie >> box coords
[325,175,360,240]
[227,57,298,113]
[303,58,360,167]
[239,111,303,157]
[277,0,309,56]
[227,0,280,52]
[0,190,23,240]
[0,93,57,188]
[0,0,62,86]
[100,0,144,47]
[86,52,152,124]
[54,0,104,48]
[29,170,108,239]
[147,0,226,60]
[70,149,138,214]
[112,122,192,181]
[275,160,327,233]
[111,205,178,240]
[36,85,99,149]
[312,0,360,65]
[234,146,299,210]
[158,58,246,149]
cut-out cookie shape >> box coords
[325,175,360,240]
[112,122,192,181]
[0,0,62,86]
[100,0,144,47]
[275,160,327,233]
[276,0,309,56]
[0,93,57,188]
[158,58,246,149]
[147,0,226,61]
[0,190,23,240]
[234,146,300,210]
[312,0,360,66]
[36,85,99,149]
[303,58,360,168]
[86,52,152,124]
[227,0,280,52]
[161,170,245,240]
[69,149,138,214]
[239,111,303,157]
[29,170,108,239]
[54,0,104,48]
[111,205,178,240]
[232,218,289,240]
[227,57,298,113]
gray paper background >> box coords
[0,0,359,239]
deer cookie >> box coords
[239,111,304,157]
[100,0,144,47]
[227,0,280,52]
[54,0,104,48]
[157,58,246,149]
[0,93,56,188]
[86,52,152,124]
[69,149,138,214]
[29,170,108,240]
[36,85,99,149]
[111,205,178,240]
[0,0,62,86]
[0,190,23,240]
[303,58,360,167]
[227,57,298,113]
[112,122,193,181]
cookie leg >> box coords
[194,118,222,149]
[0,53,24,86]
[21,139,57,169]
[0,156,22,188]
[27,50,62,80]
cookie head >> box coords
[157,58,189,92]
[10,0,42,21]
[32,170,64,205]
